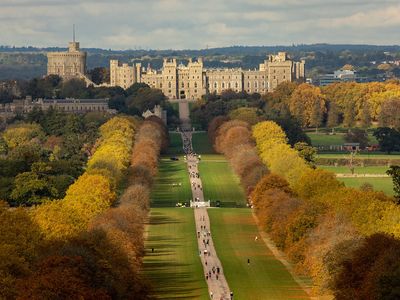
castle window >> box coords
[222,83,225,88]
[235,82,238,88]
[168,82,172,88]
[194,82,198,88]
[182,82,184,88]
[214,83,217,89]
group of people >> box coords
[181,131,234,300]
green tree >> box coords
[345,128,369,149]
[387,165,400,203]
[11,171,57,205]
[60,79,89,99]
[373,127,400,154]
[88,67,110,85]
[294,142,317,167]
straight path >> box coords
[181,130,231,300]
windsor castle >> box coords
[47,39,305,100]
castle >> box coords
[47,41,87,80]
[110,52,305,99]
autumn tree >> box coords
[387,165,400,203]
[228,107,264,125]
[379,98,400,130]
[343,103,356,128]
[289,83,326,128]
[0,201,42,299]
[327,102,339,129]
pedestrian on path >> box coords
[210,291,213,299]
[247,258,250,265]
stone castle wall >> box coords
[110,52,305,99]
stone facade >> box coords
[47,42,87,79]
[109,52,305,99]
[0,96,115,114]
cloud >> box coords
[0,0,398,49]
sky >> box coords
[0,0,399,50]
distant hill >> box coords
[0,44,399,80]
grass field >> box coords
[316,153,400,160]
[319,165,389,174]
[307,132,378,146]
[339,177,394,196]
[192,132,215,154]
[307,132,345,146]
[142,208,208,300]
[151,157,192,207]
[208,209,310,300]
[199,159,247,207]
[167,132,183,154]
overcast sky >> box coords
[0,0,399,50]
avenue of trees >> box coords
[210,116,400,298]
[0,115,167,299]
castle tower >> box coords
[47,26,87,79]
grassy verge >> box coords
[192,132,215,154]
[316,153,400,160]
[318,165,389,174]
[199,158,247,207]
[339,177,394,196]
[142,208,208,300]
[151,157,191,207]
[167,132,183,155]
[208,209,310,300]
[307,132,378,146]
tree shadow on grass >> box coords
[142,212,206,299]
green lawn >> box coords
[307,132,378,147]
[167,132,183,154]
[307,132,345,146]
[339,177,394,196]
[208,209,310,300]
[142,208,208,300]
[192,132,215,154]
[316,153,400,160]
[319,165,389,174]
[151,157,192,207]
[199,158,247,207]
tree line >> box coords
[209,116,400,299]
[265,81,400,130]
[0,115,168,299]
[1,75,179,127]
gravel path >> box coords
[181,131,232,300]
